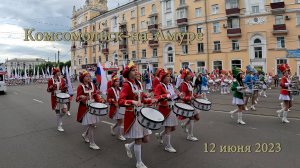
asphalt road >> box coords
[0,84,300,168]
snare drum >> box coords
[88,103,108,116]
[289,90,300,96]
[224,79,229,83]
[173,103,195,118]
[215,79,221,83]
[228,80,233,84]
[137,107,165,130]
[192,99,212,111]
[56,93,70,104]
[208,80,214,84]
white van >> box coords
[0,71,7,93]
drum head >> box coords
[89,103,108,109]
[175,103,194,111]
[56,93,70,98]
[141,108,164,122]
[195,99,211,104]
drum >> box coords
[224,79,229,83]
[208,80,214,84]
[289,90,300,96]
[215,79,221,83]
[192,99,212,111]
[88,103,108,116]
[253,84,262,90]
[173,103,195,118]
[56,93,70,104]
[119,107,126,115]
[137,107,165,130]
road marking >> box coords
[296,134,300,136]
[101,121,114,126]
[33,99,44,103]
[251,128,257,130]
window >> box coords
[277,37,285,48]
[298,36,300,48]
[152,4,157,13]
[84,48,87,54]
[251,5,259,13]
[198,43,204,53]
[113,17,117,27]
[228,17,240,28]
[254,47,263,59]
[195,8,201,17]
[182,62,189,69]
[167,20,172,26]
[122,14,125,21]
[131,10,135,18]
[153,48,157,57]
[141,7,145,16]
[197,25,203,33]
[212,4,219,14]
[179,26,187,33]
[180,0,185,5]
[152,63,158,74]
[141,21,146,29]
[142,49,147,58]
[98,56,101,63]
[182,45,188,54]
[197,62,205,73]
[167,47,173,63]
[231,60,241,69]
[132,51,136,59]
[296,0,300,4]
[277,59,287,65]
[166,0,171,10]
[106,55,108,62]
[98,45,101,52]
[214,41,221,51]
[124,54,129,60]
[226,0,238,9]
[131,24,136,32]
[74,60,76,66]
[275,15,284,25]
[177,9,187,19]
[254,38,261,44]
[232,40,240,51]
[213,61,223,71]
[212,22,220,33]
[297,13,300,25]
[78,58,81,65]
[93,45,95,53]
[149,16,156,25]
[85,57,88,64]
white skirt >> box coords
[113,109,124,120]
[82,111,101,125]
[124,119,152,139]
[202,86,208,91]
[232,97,244,105]
[262,84,267,89]
[279,94,290,101]
[163,112,178,127]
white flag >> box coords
[98,62,107,94]
[24,66,28,78]
[37,66,40,79]
[42,68,45,78]
[65,67,73,95]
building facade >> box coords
[71,0,300,75]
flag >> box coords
[47,66,50,76]
[24,66,28,78]
[14,68,17,78]
[65,66,73,96]
[42,68,45,78]
[69,66,72,76]
[37,66,40,79]
[97,62,107,94]
[62,66,66,75]
[147,63,152,88]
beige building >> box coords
[71,0,300,76]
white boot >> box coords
[250,105,256,111]
[282,111,290,123]
[245,106,249,111]
[276,109,283,118]
[237,112,246,125]
[229,109,238,118]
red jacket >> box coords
[154,83,171,118]
[280,76,289,95]
[47,77,67,110]
[76,82,104,123]
[118,79,152,134]
[180,81,195,104]
[107,87,120,119]
[152,77,160,91]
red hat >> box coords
[79,70,90,83]
[155,68,164,77]
[123,62,136,78]
[278,64,290,73]
[52,68,60,75]
[181,69,190,79]
[159,70,170,81]
[111,73,119,85]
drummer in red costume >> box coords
[276,64,292,123]
[152,68,163,91]
[76,70,105,150]
[107,73,126,141]
[154,69,178,153]
[119,62,157,168]
[179,69,202,141]
[47,68,67,132]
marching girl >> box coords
[251,69,259,110]
[243,65,254,111]
[76,70,105,150]
[201,71,209,100]
[152,68,163,91]
[229,67,246,125]
[220,70,227,94]
[47,68,68,132]
[276,64,292,123]
[119,63,157,168]
[259,71,268,97]
[209,73,216,92]
[180,69,203,141]
[107,73,126,141]
[154,69,178,153]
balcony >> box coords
[148,40,159,47]
[227,28,242,38]
[102,48,109,55]
[272,24,288,35]
[148,24,158,31]
[177,18,188,26]
[119,44,127,51]
[270,2,285,14]
[177,3,188,10]
[148,12,158,17]
[119,20,127,26]
[226,8,240,16]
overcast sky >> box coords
[0,0,130,63]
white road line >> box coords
[296,134,300,136]
[207,110,300,121]
[101,121,115,126]
[33,99,44,103]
